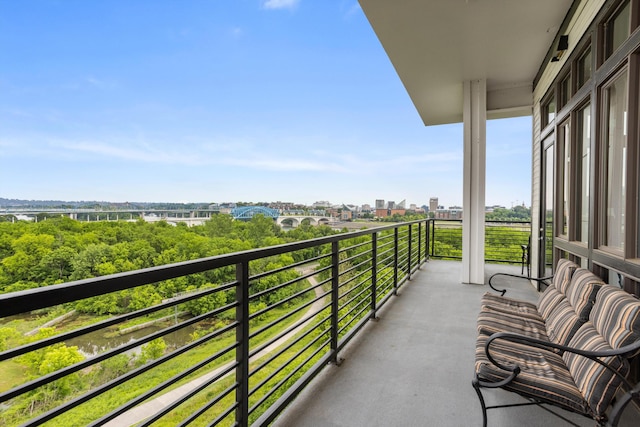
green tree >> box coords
[137,338,166,365]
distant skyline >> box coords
[0,1,531,209]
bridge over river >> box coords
[2,207,337,228]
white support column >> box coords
[462,80,486,284]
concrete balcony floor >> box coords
[273,260,639,427]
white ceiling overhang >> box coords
[359,0,574,125]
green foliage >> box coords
[0,326,20,351]
[485,205,531,221]
[137,338,167,365]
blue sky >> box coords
[0,0,531,209]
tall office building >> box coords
[429,197,438,213]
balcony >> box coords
[0,220,637,426]
[274,260,619,427]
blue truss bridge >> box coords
[231,206,280,220]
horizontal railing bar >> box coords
[0,287,237,361]
[337,257,372,278]
[376,239,395,250]
[336,266,373,293]
[207,400,238,427]
[376,286,395,309]
[250,316,331,378]
[338,239,371,253]
[92,341,239,425]
[376,279,394,297]
[21,322,240,426]
[338,297,369,326]
[337,307,374,351]
[177,383,237,427]
[250,309,330,365]
[0,307,239,404]
[249,254,327,281]
[338,251,372,269]
[248,283,321,325]
[136,360,239,427]
[248,339,330,416]
[248,291,330,352]
[0,221,428,317]
[376,265,394,281]
[252,351,334,426]
[249,270,314,302]
[378,253,395,267]
[338,278,372,308]
[249,330,330,397]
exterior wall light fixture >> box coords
[551,35,569,62]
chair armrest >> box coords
[488,273,553,295]
[485,331,640,390]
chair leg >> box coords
[472,378,488,427]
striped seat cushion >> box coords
[590,285,640,356]
[480,292,539,318]
[477,309,549,341]
[553,258,579,295]
[536,286,565,320]
[475,334,588,415]
[545,297,584,347]
[565,269,603,321]
[563,322,630,417]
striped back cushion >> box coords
[537,286,565,320]
[565,269,603,321]
[563,322,630,416]
[553,258,579,295]
[545,297,584,347]
[590,285,640,356]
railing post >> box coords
[393,227,399,295]
[330,241,341,364]
[418,222,423,265]
[407,224,413,280]
[370,232,378,320]
[235,261,250,427]
[430,219,435,258]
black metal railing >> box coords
[427,219,531,266]
[0,220,429,427]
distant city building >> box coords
[361,204,372,212]
[397,199,406,209]
[387,201,395,209]
[375,208,388,218]
[435,207,462,220]
[312,201,331,209]
[375,199,385,209]
[429,197,438,213]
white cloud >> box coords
[85,76,117,90]
[262,0,300,10]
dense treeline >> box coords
[0,215,344,424]
[0,215,339,313]
[485,205,530,221]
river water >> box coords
[64,320,201,357]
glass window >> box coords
[543,144,555,276]
[578,47,592,88]
[559,121,571,237]
[578,104,591,244]
[543,95,556,127]
[601,70,628,252]
[606,0,631,58]
[559,74,572,108]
